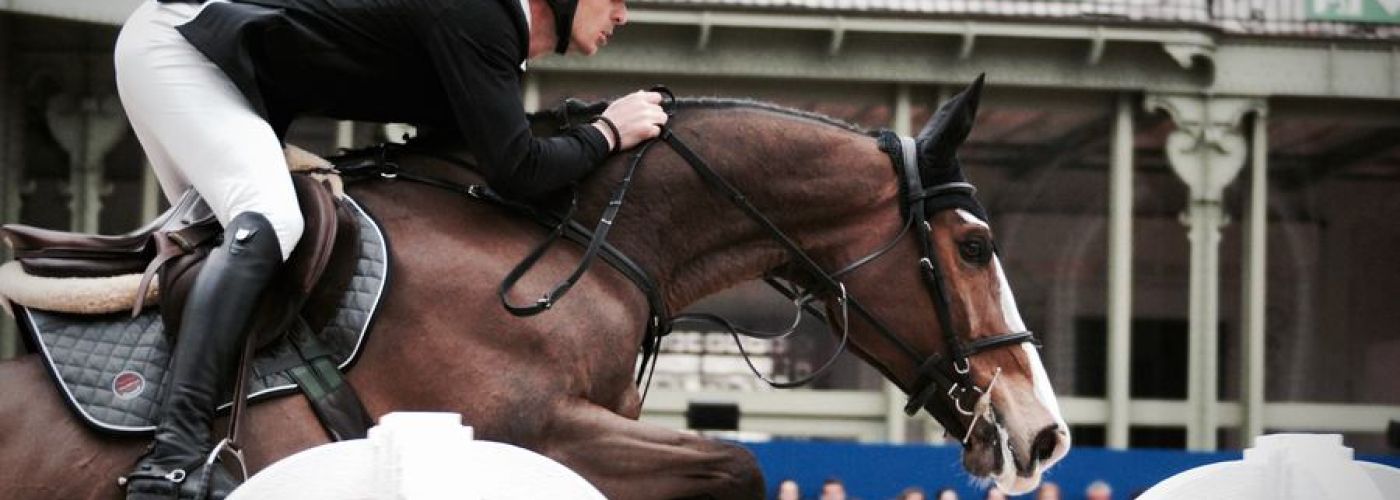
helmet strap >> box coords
[546,0,578,54]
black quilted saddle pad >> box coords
[15,197,388,435]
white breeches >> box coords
[114,0,303,260]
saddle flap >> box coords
[286,174,342,296]
[244,174,353,347]
[303,196,363,334]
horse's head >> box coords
[563,86,1069,491]
[832,77,1068,493]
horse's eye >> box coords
[959,238,992,264]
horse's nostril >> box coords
[1031,425,1060,462]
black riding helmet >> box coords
[543,0,579,54]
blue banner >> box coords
[742,441,1400,499]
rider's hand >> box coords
[594,91,668,152]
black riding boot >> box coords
[123,212,283,500]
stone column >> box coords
[1143,93,1263,451]
[45,93,128,233]
[1106,93,1135,449]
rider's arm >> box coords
[420,4,610,201]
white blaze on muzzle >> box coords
[958,210,1069,490]
[960,206,1065,428]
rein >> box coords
[332,142,671,360]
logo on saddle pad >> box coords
[112,370,146,400]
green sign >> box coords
[1309,0,1400,23]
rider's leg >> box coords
[123,212,283,499]
[115,2,302,498]
[116,2,304,258]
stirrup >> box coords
[118,440,247,495]
[207,438,249,482]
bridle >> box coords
[873,131,1037,440]
[648,116,1036,440]
[509,88,1038,440]
[344,88,1037,442]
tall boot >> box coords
[123,212,283,500]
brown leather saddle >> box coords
[2,174,358,347]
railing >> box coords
[4,0,1396,37]
[634,0,1400,38]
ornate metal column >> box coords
[1144,93,1264,451]
[45,93,127,233]
[1240,108,1269,446]
[1106,93,1135,449]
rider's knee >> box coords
[234,208,302,262]
[266,212,304,262]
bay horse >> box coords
[0,82,1069,498]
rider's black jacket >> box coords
[163,0,608,200]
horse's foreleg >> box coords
[539,402,764,500]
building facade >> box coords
[2,0,1398,454]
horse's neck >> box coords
[581,108,901,310]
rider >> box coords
[113,0,668,497]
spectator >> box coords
[1036,482,1061,500]
[821,477,848,500]
[984,487,1008,500]
[897,486,927,500]
[934,487,959,500]
[776,478,801,500]
[1085,480,1112,500]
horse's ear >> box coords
[916,74,985,172]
